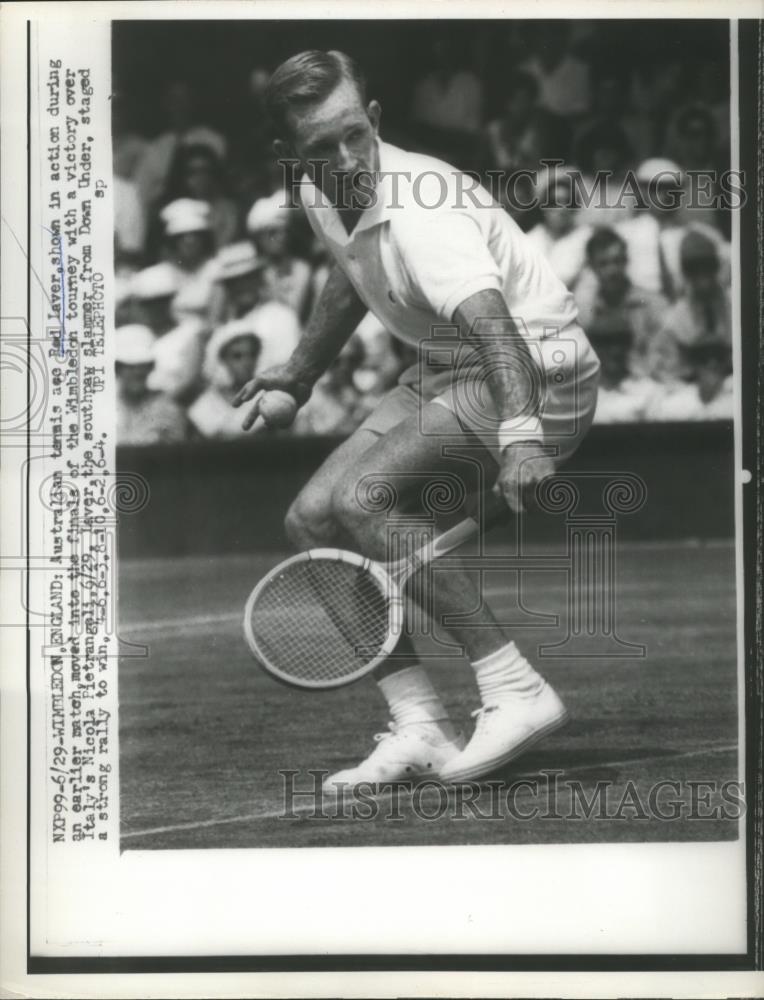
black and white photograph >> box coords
[115,17,742,849]
[0,3,762,996]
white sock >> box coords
[377,666,457,741]
[471,641,545,704]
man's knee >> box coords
[332,474,382,546]
[284,490,337,549]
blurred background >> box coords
[112,19,733,446]
[115,22,739,843]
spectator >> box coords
[228,67,281,215]
[115,324,187,445]
[649,229,732,382]
[159,198,223,325]
[131,263,209,402]
[482,71,569,218]
[628,54,683,146]
[188,320,263,439]
[667,104,723,174]
[246,193,312,320]
[573,119,637,229]
[162,144,239,250]
[664,104,727,232]
[574,66,653,167]
[575,228,667,379]
[213,240,301,372]
[525,167,592,289]
[112,92,148,182]
[134,80,227,212]
[520,23,591,118]
[352,312,405,404]
[114,175,147,306]
[617,158,730,300]
[646,338,733,421]
[411,34,483,163]
[294,337,370,436]
[589,324,661,424]
[573,118,633,179]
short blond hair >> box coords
[265,49,367,137]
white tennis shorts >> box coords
[358,323,601,465]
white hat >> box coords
[635,158,683,184]
[214,241,265,282]
[161,197,212,236]
[130,263,179,300]
[115,325,156,365]
[246,192,290,233]
[203,319,262,388]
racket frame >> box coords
[243,492,509,690]
[242,547,403,689]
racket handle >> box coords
[430,491,508,559]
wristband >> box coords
[497,415,544,453]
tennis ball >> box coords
[259,389,298,428]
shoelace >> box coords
[470,705,501,732]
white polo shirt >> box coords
[299,139,578,349]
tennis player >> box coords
[234,50,601,789]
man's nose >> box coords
[335,143,356,172]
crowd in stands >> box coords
[114,23,734,446]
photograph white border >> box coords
[1,2,761,997]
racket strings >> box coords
[248,558,392,684]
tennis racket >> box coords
[243,491,509,689]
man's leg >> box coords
[331,401,567,784]
[283,427,379,550]
[281,422,457,788]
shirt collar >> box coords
[303,138,397,246]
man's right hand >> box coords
[232,364,313,431]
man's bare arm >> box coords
[453,288,555,512]
[453,288,541,425]
[233,262,368,426]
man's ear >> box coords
[367,100,382,134]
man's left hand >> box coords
[493,441,556,514]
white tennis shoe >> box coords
[439,683,568,784]
[323,723,466,794]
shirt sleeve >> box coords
[392,209,503,321]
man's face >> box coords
[173,231,209,269]
[686,264,719,301]
[224,271,263,317]
[280,79,380,209]
[119,363,153,400]
[221,335,260,390]
[253,226,288,261]
[138,296,175,334]
[184,155,215,199]
[592,241,628,298]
